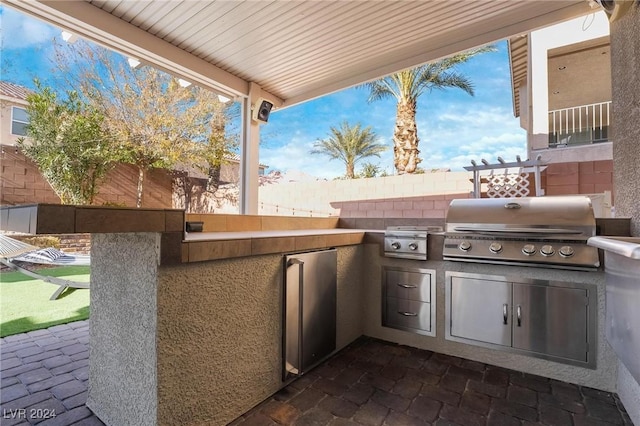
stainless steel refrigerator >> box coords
[283,249,337,381]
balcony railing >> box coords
[548,101,611,147]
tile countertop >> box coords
[180,228,382,263]
[184,228,382,241]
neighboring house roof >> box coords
[224,153,268,169]
[176,154,268,180]
[0,81,32,102]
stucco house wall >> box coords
[0,82,30,147]
[609,4,640,424]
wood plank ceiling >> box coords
[7,0,593,108]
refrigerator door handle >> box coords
[287,258,304,377]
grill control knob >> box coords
[559,246,575,258]
[408,243,418,251]
[391,242,401,250]
[458,241,472,252]
[522,244,536,256]
[540,245,555,257]
[489,242,503,254]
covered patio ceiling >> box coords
[3,0,598,214]
[5,0,594,109]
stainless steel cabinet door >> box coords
[284,249,337,380]
[449,276,512,346]
[512,283,588,362]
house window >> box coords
[11,106,29,136]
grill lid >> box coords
[443,196,599,270]
[445,196,596,238]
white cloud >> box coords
[416,103,527,171]
[0,6,58,49]
[260,137,344,179]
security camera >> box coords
[252,98,274,123]
[591,0,635,22]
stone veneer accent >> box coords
[610,4,640,425]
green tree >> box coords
[363,45,496,174]
[311,121,387,179]
[358,162,382,178]
[18,81,118,205]
[52,39,235,208]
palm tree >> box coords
[310,121,387,179]
[363,45,496,174]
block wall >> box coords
[543,160,614,199]
[260,160,614,220]
[0,146,173,208]
[259,171,474,217]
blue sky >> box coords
[1,5,526,179]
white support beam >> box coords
[239,83,262,215]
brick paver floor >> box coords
[1,322,633,425]
[233,337,634,426]
[0,321,103,426]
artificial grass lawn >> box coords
[0,266,90,337]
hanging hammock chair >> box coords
[0,234,90,300]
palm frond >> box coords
[361,79,401,102]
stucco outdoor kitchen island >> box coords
[0,205,622,426]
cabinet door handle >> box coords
[516,305,522,327]
[503,303,508,325]
[398,311,418,316]
[397,283,417,289]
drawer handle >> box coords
[397,283,417,289]
[398,311,418,316]
[503,303,508,325]
[516,305,522,327]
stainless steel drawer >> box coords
[385,270,431,302]
[384,297,431,332]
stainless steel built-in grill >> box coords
[443,196,600,270]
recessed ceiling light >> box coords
[127,57,141,68]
